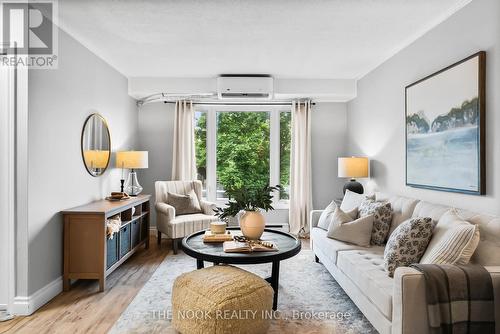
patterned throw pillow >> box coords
[166,189,202,216]
[358,200,393,245]
[383,217,434,277]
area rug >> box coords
[109,250,377,334]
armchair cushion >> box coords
[166,189,202,215]
[168,213,219,239]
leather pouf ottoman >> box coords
[172,265,274,334]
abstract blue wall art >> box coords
[405,52,485,195]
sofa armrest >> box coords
[200,199,217,216]
[309,210,323,230]
[392,267,428,334]
[393,266,500,334]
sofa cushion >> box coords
[311,227,370,265]
[420,209,480,265]
[384,217,434,277]
[454,211,500,266]
[411,201,449,222]
[326,208,373,247]
[168,213,218,239]
[359,200,393,245]
[337,248,393,319]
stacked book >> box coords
[202,231,233,243]
[223,240,278,253]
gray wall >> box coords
[347,0,500,214]
[312,103,347,209]
[137,102,175,226]
[28,29,138,294]
[138,102,347,227]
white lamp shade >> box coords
[116,151,149,169]
[338,157,369,178]
[83,150,110,169]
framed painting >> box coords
[405,51,486,195]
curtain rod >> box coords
[159,101,316,106]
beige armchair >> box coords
[155,180,218,254]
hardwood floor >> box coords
[0,235,171,334]
[0,232,310,334]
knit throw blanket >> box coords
[410,264,495,334]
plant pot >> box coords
[239,210,265,240]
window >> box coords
[279,111,291,200]
[194,111,207,197]
[194,107,291,206]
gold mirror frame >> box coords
[81,113,111,177]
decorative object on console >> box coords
[383,217,434,277]
[214,185,282,240]
[326,207,373,247]
[116,151,149,196]
[405,51,486,195]
[419,209,480,265]
[358,199,393,246]
[105,192,130,201]
[338,157,369,194]
[81,113,111,177]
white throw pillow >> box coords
[326,207,373,247]
[317,201,337,230]
[317,201,357,230]
[340,189,366,212]
[420,209,480,265]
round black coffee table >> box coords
[182,227,301,310]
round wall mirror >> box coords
[81,113,111,177]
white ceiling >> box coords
[58,0,470,79]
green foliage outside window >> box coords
[194,111,291,198]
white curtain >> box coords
[289,100,312,237]
[171,100,197,180]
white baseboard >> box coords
[11,277,62,316]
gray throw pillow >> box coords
[383,217,434,277]
[317,201,357,231]
[359,199,393,245]
[326,208,373,247]
[166,189,202,216]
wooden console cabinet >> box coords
[61,195,151,291]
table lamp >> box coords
[338,157,369,194]
[83,150,110,176]
[116,151,149,196]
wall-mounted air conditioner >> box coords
[217,75,274,100]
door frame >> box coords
[0,60,16,313]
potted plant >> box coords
[214,185,282,240]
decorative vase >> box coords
[239,210,265,240]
